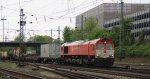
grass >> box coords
[0,61,17,68]
[115,57,150,65]
[0,74,6,79]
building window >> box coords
[132,25,135,30]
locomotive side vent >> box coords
[64,46,68,54]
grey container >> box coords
[40,44,61,58]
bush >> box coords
[115,43,150,57]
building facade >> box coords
[76,3,150,40]
[76,3,150,28]
[104,8,150,41]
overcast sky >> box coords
[0,0,149,41]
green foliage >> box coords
[62,16,114,42]
[114,18,149,57]
[0,47,11,52]
[63,26,72,42]
[0,61,17,68]
[111,18,133,47]
[77,16,112,40]
[123,18,133,46]
[28,35,53,43]
[123,18,132,33]
[130,34,135,45]
[14,34,22,42]
[63,16,113,42]
[14,36,20,42]
[115,47,125,59]
[91,27,113,39]
[53,38,63,44]
[0,74,6,79]
[83,17,99,39]
[70,28,82,41]
[115,43,150,57]
[111,26,120,46]
[128,44,150,56]
[138,30,145,44]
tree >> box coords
[123,18,133,45]
[53,38,63,44]
[111,26,121,46]
[130,34,135,45]
[91,27,113,39]
[67,16,113,41]
[83,16,113,40]
[63,26,72,42]
[111,18,133,46]
[28,35,53,43]
[113,19,133,59]
[70,28,82,41]
[27,35,53,54]
[14,34,25,42]
[138,30,145,44]
[63,17,113,42]
[14,35,20,42]
[83,16,99,39]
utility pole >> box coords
[58,26,60,44]
[1,18,6,60]
[51,29,52,38]
[1,18,6,43]
[19,9,26,66]
[119,0,125,60]
[50,29,53,44]
[81,15,83,40]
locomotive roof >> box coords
[89,39,100,44]
[61,40,85,46]
[62,37,111,46]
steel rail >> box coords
[39,66,111,79]
[31,63,150,79]
[0,67,43,79]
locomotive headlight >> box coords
[104,41,107,43]
[97,54,101,57]
[109,54,114,57]
[97,54,99,57]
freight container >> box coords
[40,44,61,58]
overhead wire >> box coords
[1,0,112,40]
[12,0,103,30]
[54,0,99,14]
[25,0,105,32]
[1,0,104,29]
[19,0,21,9]
[1,0,3,19]
[2,0,104,20]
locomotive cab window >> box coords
[106,44,113,50]
[64,46,68,54]
[97,44,104,50]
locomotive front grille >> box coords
[96,50,114,58]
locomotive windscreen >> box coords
[97,44,113,50]
[97,44,104,50]
[106,44,113,50]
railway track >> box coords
[110,65,150,75]
[29,63,150,79]
[0,67,43,79]
[6,61,150,79]
[35,65,111,79]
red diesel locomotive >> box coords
[61,37,115,66]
